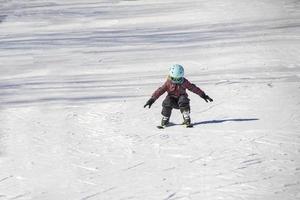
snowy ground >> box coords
[0,0,300,199]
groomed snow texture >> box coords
[0,0,300,199]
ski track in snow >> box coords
[0,0,300,200]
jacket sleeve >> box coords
[184,79,205,98]
[151,81,168,100]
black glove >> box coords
[203,94,213,102]
[144,98,155,108]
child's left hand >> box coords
[203,94,213,102]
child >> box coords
[144,64,213,127]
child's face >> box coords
[170,76,184,84]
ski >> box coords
[186,124,194,128]
[182,121,194,128]
[156,124,193,129]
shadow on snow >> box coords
[193,118,259,126]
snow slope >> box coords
[0,0,300,199]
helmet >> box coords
[169,64,184,84]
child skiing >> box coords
[144,64,213,128]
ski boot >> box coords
[182,110,193,128]
[157,116,169,129]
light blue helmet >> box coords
[169,64,184,84]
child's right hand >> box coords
[144,98,155,108]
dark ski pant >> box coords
[161,95,190,118]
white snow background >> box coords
[0,0,300,199]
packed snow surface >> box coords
[0,0,300,199]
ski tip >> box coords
[157,125,165,129]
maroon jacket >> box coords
[152,78,205,100]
